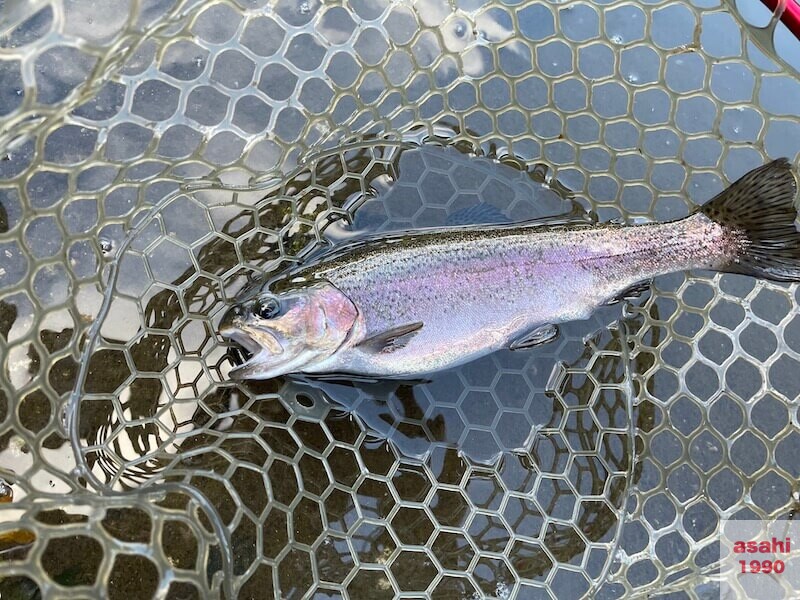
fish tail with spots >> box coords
[700,158,800,282]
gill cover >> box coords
[220,281,359,379]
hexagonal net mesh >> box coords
[0,0,799,598]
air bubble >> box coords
[455,23,466,36]
[610,34,624,44]
[614,548,632,565]
[59,406,69,432]
[627,73,639,83]
[496,581,511,599]
[99,237,114,256]
[299,1,310,14]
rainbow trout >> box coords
[220,159,799,380]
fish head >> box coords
[219,280,358,380]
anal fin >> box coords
[510,324,559,350]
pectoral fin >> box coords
[510,324,559,350]
[357,322,423,354]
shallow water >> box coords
[1,0,800,598]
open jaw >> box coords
[220,327,276,375]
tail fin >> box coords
[699,158,800,282]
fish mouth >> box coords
[220,325,278,377]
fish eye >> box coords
[253,297,281,320]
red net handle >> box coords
[761,0,800,39]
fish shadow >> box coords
[279,301,637,466]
